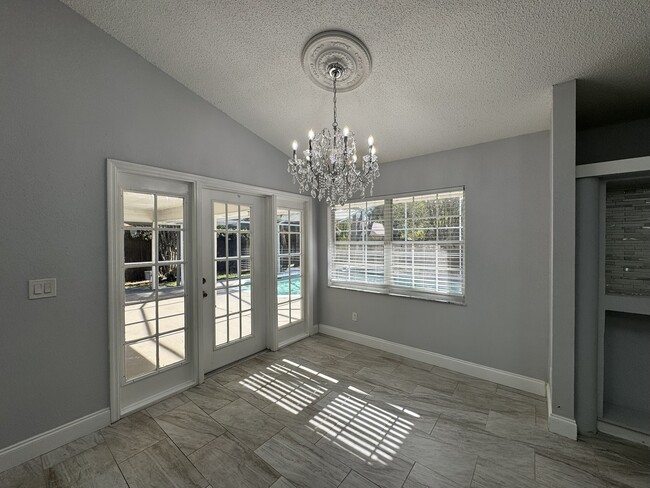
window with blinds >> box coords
[328,188,465,303]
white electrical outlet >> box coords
[352,312,358,321]
[29,278,57,299]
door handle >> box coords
[203,291,208,298]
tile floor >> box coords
[2,334,649,487]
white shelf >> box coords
[601,402,650,436]
[604,295,650,316]
[576,155,650,178]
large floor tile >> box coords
[210,398,284,450]
[256,428,350,488]
[183,380,239,415]
[403,462,465,488]
[41,432,105,469]
[430,418,535,478]
[188,432,280,488]
[398,431,477,486]
[119,438,208,488]
[390,364,458,395]
[534,453,607,488]
[0,457,45,488]
[155,401,225,455]
[270,477,297,488]
[379,385,489,430]
[208,365,249,386]
[339,470,380,488]
[315,433,414,488]
[295,338,353,359]
[46,443,128,488]
[590,441,650,488]
[222,377,277,410]
[470,457,541,488]
[235,367,330,413]
[378,351,434,373]
[354,367,418,394]
[263,402,329,444]
[145,393,191,418]
[100,410,167,463]
[427,366,497,393]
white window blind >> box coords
[328,188,465,303]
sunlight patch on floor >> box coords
[310,391,413,466]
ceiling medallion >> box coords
[301,30,372,93]
[289,31,379,206]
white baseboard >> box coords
[545,382,577,440]
[278,332,310,349]
[121,379,196,418]
[318,324,546,397]
[311,323,319,335]
[549,413,578,440]
[0,408,111,473]
[597,420,650,447]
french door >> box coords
[201,189,267,372]
[113,173,196,417]
[110,160,311,420]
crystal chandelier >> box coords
[288,32,379,206]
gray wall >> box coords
[318,131,551,381]
[0,0,302,450]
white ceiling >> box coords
[60,0,650,163]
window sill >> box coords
[327,282,466,305]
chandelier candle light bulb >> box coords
[288,31,380,206]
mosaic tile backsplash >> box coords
[606,183,650,296]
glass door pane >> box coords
[123,191,186,382]
[277,207,303,327]
[213,201,253,347]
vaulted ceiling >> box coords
[60,1,650,162]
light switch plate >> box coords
[29,278,57,299]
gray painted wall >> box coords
[0,0,303,450]
[574,177,600,433]
[318,131,551,381]
[549,80,576,421]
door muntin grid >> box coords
[122,192,187,382]
[277,207,303,328]
[214,201,253,348]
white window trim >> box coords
[327,187,466,305]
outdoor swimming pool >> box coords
[276,276,301,296]
[240,270,301,296]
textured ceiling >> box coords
[60,0,650,163]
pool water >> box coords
[277,277,301,296]
[241,276,301,296]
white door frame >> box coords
[107,159,312,422]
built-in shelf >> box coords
[604,295,650,316]
[601,402,650,436]
[594,168,650,446]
